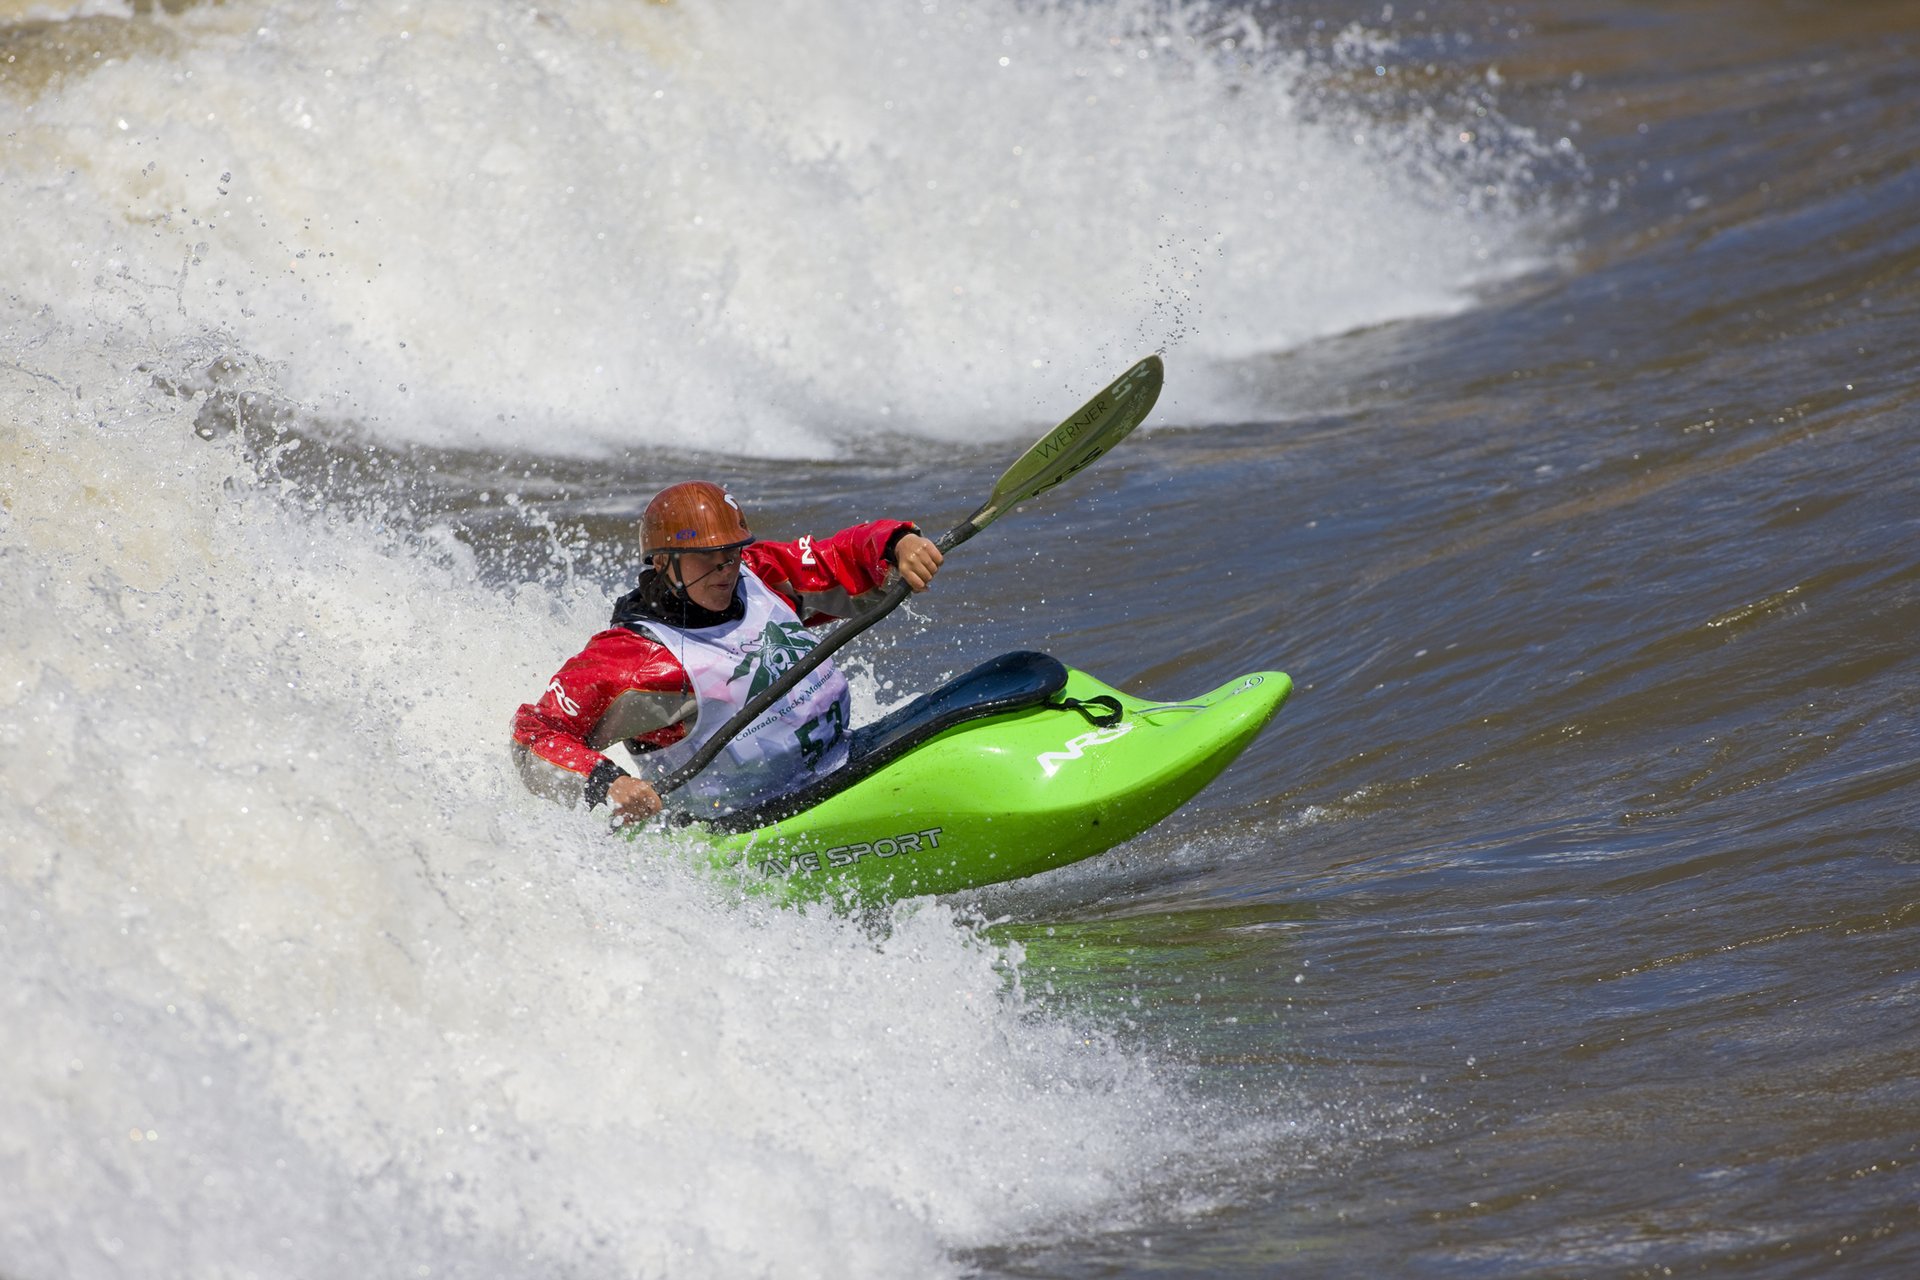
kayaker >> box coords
[510,481,944,825]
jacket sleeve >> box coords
[744,519,917,624]
[509,628,697,807]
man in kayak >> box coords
[511,481,944,825]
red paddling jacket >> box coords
[511,520,916,809]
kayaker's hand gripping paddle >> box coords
[651,353,1165,801]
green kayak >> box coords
[644,651,1291,906]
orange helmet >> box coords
[640,481,754,557]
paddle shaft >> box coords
[650,356,1162,800]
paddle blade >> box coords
[971,354,1163,532]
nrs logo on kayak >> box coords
[754,827,946,878]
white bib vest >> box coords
[632,566,852,810]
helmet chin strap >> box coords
[662,553,692,600]
[663,552,733,600]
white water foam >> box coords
[3,0,1561,459]
[0,376,1261,1276]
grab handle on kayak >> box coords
[1058,695,1124,727]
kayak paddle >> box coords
[652,353,1165,800]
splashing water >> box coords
[4,0,1564,457]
